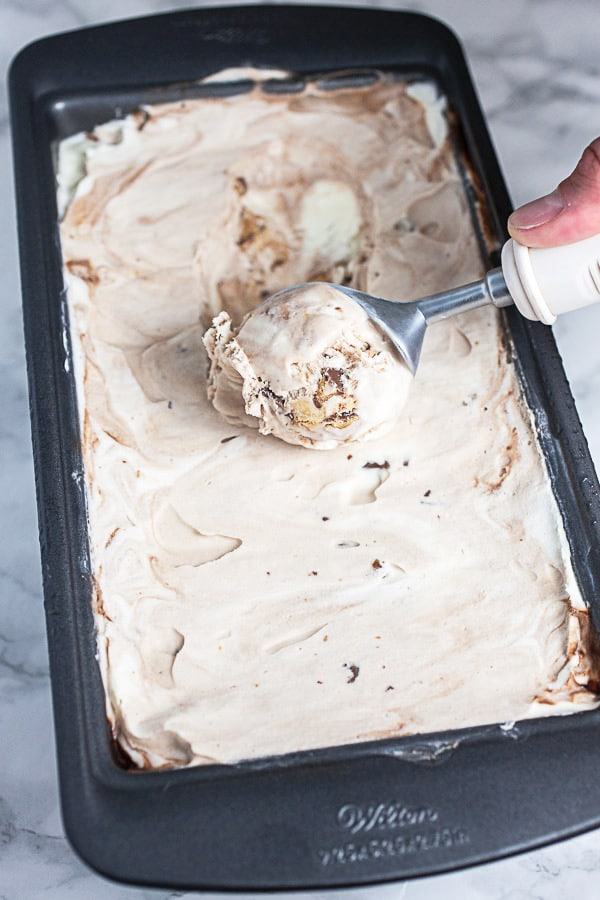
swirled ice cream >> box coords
[203,284,413,449]
[59,71,599,769]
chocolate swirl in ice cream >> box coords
[196,136,371,326]
[59,71,599,769]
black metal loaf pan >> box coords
[9,4,600,891]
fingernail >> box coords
[508,188,565,230]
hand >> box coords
[507,138,600,248]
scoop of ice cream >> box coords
[203,283,413,449]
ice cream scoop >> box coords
[203,283,413,449]
[267,233,600,376]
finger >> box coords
[507,138,600,248]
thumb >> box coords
[507,138,600,248]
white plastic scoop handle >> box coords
[501,233,600,325]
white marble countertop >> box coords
[2,0,600,897]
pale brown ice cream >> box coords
[59,71,599,769]
[203,284,413,449]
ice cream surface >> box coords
[58,70,599,769]
[203,283,413,449]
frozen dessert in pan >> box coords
[58,70,599,769]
